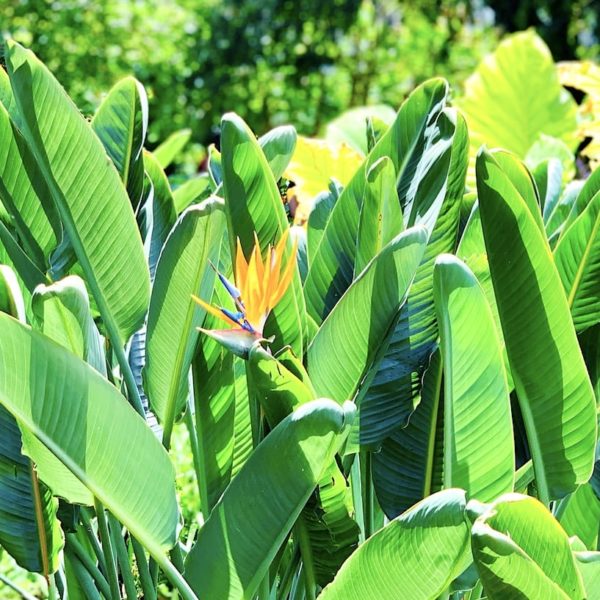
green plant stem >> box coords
[110,336,145,417]
[0,573,39,600]
[94,498,121,600]
[79,508,107,575]
[66,554,102,600]
[360,448,374,539]
[184,403,204,512]
[295,518,316,600]
[66,534,111,598]
[276,543,300,600]
[108,514,138,600]
[155,553,198,600]
[47,575,58,600]
[258,574,270,600]
[131,538,157,600]
[349,454,366,543]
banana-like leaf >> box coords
[153,128,191,169]
[304,78,450,325]
[561,169,600,235]
[0,312,178,559]
[92,76,147,210]
[5,41,150,343]
[546,181,585,246]
[308,226,427,405]
[477,147,597,501]
[220,112,306,355]
[372,348,446,519]
[258,125,297,181]
[141,150,177,278]
[319,489,471,599]
[434,255,514,501]
[144,198,225,437]
[575,551,600,599]
[360,110,468,444]
[307,183,341,266]
[559,484,600,550]
[184,399,355,600]
[173,174,212,214]
[0,267,62,574]
[354,157,403,276]
[231,356,253,477]
[0,99,60,268]
[555,189,600,331]
[471,494,586,599]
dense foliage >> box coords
[1,26,600,600]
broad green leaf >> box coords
[141,150,177,278]
[354,157,403,275]
[231,356,252,477]
[526,133,575,182]
[5,41,150,343]
[546,181,584,245]
[471,494,585,599]
[554,189,600,331]
[360,109,468,445]
[92,76,147,209]
[220,112,306,355]
[144,198,225,438]
[307,182,341,266]
[308,226,427,404]
[457,30,578,181]
[172,175,212,215]
[304,78,450,325]
[0,266,61,574]
[184,399,356,600]
[561,168,600,235]
[559,484,600,550]
[575,551,600,599]
[477,147,597,501]
[434,255,514,501]
[319,489,471,599]
[325,105,396,155]
[153,128,191,169]
[0,312,178,559]
[0,100,60,268]
[258,125,297,181]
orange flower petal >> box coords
[191,294,239,328]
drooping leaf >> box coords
[5,41,150,343]
[433,254,514,501]
[477,147,597,501]
[92,76,148,210]
[144,198,225,437]
[184,399,355,600]
[319,489,471,599]
[471,494,586,599]
[0,312,178,560]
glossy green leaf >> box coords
[184,399,355,600]
[258,125,297,181]
[0,267,61,574]
[304,79,451,325]
[0,312,178,560]
[477,147,597,501]
[555,189,600,331]
[220,112,306,355]
[92,76,147,209]
[153,128,191,169]
[306,182,341,266]
[172,174,212,215]
[361,110,467,444]
[144,198,225,438]
[471,494,585,599]
[433,255,514,501]
[319,489,471,599]
[575,551,600,599]
[5,41,150,343]
[458,30,578,175]
[308,226,427,405]
[354,157,403,275]
[559,484,600,550]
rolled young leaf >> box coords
[477,147,596,502]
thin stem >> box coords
[155,554,198,600]
[66,534,111,599]
[295,518,316,600]
[67,553,102,600]
[349,454,365,543]
[258,574,270,600]
[131,538,157,600]
[276,543,300,600]
[360,448,374,539]
[184,403,204,513]
[111,336,145,417]
[108,514,138,600]
[47,576,58,600]
[28,463,50,583]
[94,499,121,600]
[0,573,39,600]
[79,508,107,575]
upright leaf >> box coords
[477,148,597,501]
[153,128,191,169]
[5,41,150,343]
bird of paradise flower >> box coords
[192,229,298,357]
